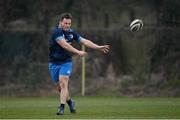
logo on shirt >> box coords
[69,34,73,39]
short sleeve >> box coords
[54,30,65,41]
[73,30,82,43]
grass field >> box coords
[0,96,180,119]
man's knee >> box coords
[59,76,69,88]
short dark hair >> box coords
[60,12,72,21]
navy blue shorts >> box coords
[48,62,72,82]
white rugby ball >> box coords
[130,19,143,32]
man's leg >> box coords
[59,76,69,104]
[57,75,69,115]
[56,83,71,101]
[66,85,76,113]
[56,62,76,115]
[56,78,76,115]
[49,63,75,115]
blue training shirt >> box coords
[49,26,81,64]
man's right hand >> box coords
[78,51,87,57]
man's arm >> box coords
[80,38,110,53]
[57,39,87,57]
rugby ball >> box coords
[130,19,143,32]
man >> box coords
[48,12,110,115]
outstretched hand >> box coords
[98,45,110,53]
[78,51,88,57]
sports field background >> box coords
[0,1,180,119]
[1,96,180,119]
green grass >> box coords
[0,96,180,119]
